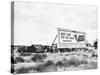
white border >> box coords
[0,0,99,75]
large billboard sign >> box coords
[57,28,86,48]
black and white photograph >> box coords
[11,1,98,74]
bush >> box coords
[56,61,63,67]
[66,54,68,56]
[67,57,80,67]
[15,57,24,64]
[36,60,57,72]
[31,54,47,62]
[36,64,45,72]
[56,58,80,67]
[91,53,97,57]
[17,47,26,53]
[31,54,43,62]
[42,54,47,59]
[80,60,88,64]
[62,58,70,67]
[27,45,37,53]
[44,60,54,67]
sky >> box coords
[14,1,98,45]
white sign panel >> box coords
[57,28,86,48]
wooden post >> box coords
[51,35,57,53]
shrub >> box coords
[42,54,47,59]
[56,61,63,67]
[36,64,45,72]
[62,58,70,67]
[17,47,26,53]
[31,54,42,62]
[66,54,68,56]
[39,60,56,72]
[27,45,37,53]
[36,60,57,72]
[44,64,57,72]
[44,60,54,67]
[83,55,88,58]
[91,53,97,57]
[15,57,24,64]
[80,60,88,64]
[67,57,80,67]
[44,60,57,72]
[31,54,47,62]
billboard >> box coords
[57,28,86,48]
